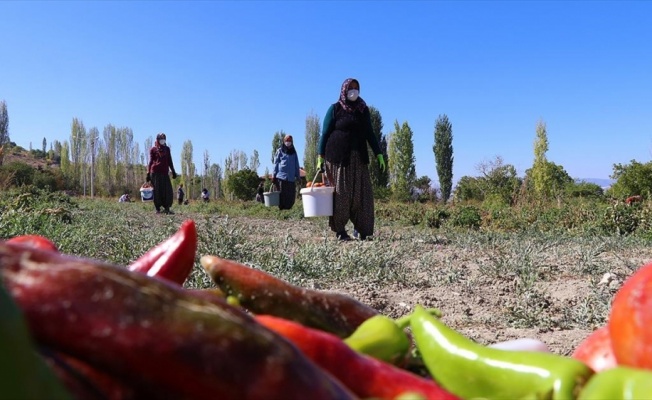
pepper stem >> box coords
[395,308,442,329]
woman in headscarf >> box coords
[147,133,178,214]
[317,78,385,241]
[272,134,301,210]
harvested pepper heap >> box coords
[0,241,355,400]
[9,222,652,400]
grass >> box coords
[4,185,652,335]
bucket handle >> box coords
[310,170,330,192]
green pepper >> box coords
[343,314,411,364]
[344,309,442,365]
[0,277,71,400]
[577,367,652,400]
[409,305,593,400]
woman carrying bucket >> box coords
[272,135,302,210]
[317,78,385,241]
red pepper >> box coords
[41,348,144,400]
[572,325,617,372]
[0,243,356,400]
[201,255,378,337]
[255,314,459,400]
[128,219,197,285]
[6,235,58,252]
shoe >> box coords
[353,229,359,239]
[336,231,351,241]
[165,209,174,215]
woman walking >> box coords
[272,134,302,210]
[147,132,178,214]
[317,78,385,241]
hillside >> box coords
[1,146,53,170]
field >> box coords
[5,187,652,356]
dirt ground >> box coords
[330,258,596,357]
[340,279,593,357]
[217,215,652,358]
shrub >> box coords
[0,161,34,187]
[424,207,449,228]
[566,181,604,198]
[600,203,639,235]
[225,169,260,201]
[448,205,482,229]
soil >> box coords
[211,215,652,358]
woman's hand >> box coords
[377,155,386,172]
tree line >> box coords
[1,98,650,203]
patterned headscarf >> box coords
[338,78,367,113]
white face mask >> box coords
[159,139,166,145]
[347,89,359,101]
[284,141,292,147]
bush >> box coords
[424,207,449,228]
[448,205,482,229]
[32,169,61,192]
[0,161,34,187]
[566,182,604,198]
[600,203,639,235]
[225,169,261,201]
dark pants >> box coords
[278,180,297,210]
[152,173,173,211]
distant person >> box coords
[256,181,264,203]
[147,132,178,214]
[317,78,385,241]
[177,183,185,206]
[272,134,301,210]
[201,188,210,203]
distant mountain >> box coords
[575,178,614,188]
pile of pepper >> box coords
[3,220,652,399]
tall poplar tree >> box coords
[102,124,117,195]
[303,112,320,182]
[60,141,72,188]
[387,120,416,201]
[531,120,550,198]
[0,100,9,166]
[250,150,260,174]
[209,163,223,198]
[271,131,284,163]
[181,140,195,198]
[70,118,86,190]
[88,127,100,197]
[433,114,454,202]
[202,150,211,191]
[368,106,388,189]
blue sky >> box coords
[2,1,651,185]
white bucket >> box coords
[140,187,154,202]
[300,186,334,217]
[263,191,280,207]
